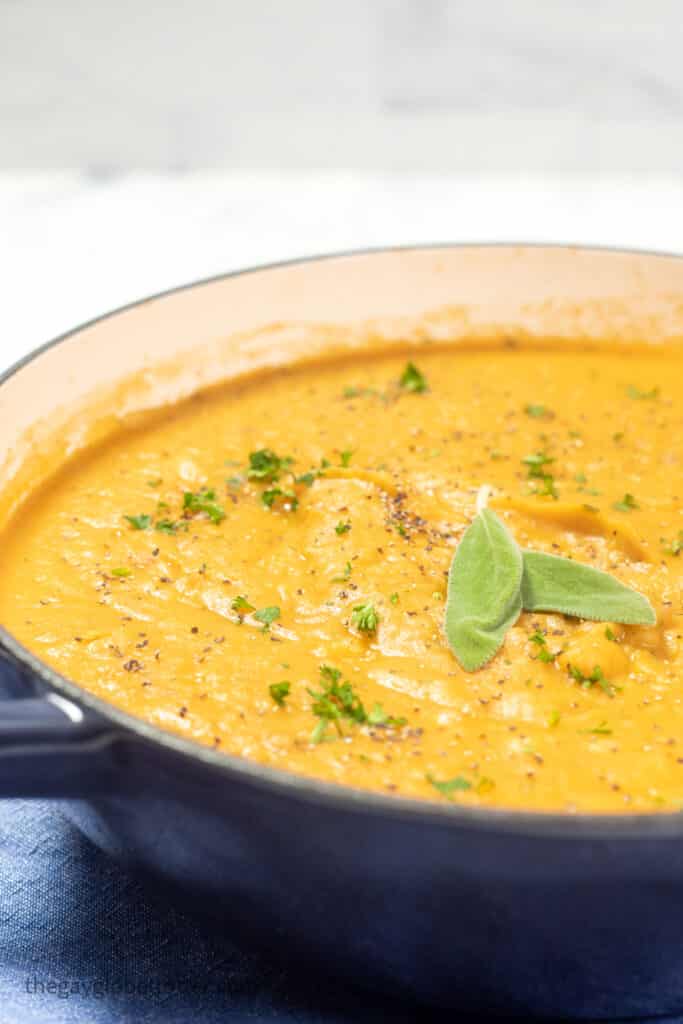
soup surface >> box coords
[1,340,682,812]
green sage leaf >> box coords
[521,550,656,625]
[445,509,523,670]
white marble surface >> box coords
[2,0,683,173]
[2,171,683,371]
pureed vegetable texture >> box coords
[1,340,682,812]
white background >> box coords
[2,2,683,367]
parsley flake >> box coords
[662,531,683,556]
[426,773,472,799]
[183,488,225,524]
[247,449,293,483]
[254,606,281,629]
[125,514,152,530]
[351,603,379,633]
[399,362,428,393]
[613,493,638,513]
[568,663,616,697]
[627,385,659,400]
[524,403,552,419]
[269,681,291,707]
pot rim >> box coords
[4,240,683,839]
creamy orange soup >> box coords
[1,340,682,812]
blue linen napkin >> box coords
[0,800,440,1024]
[0,798,680,1024]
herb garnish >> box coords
[232,595,255,616]
[351,603,379,633]
[155,519,182,534]
[628,385,659,400]
[524,403,552,419]
[568,663,616,697]
[444,489,655,672]
[399,362,428,393]
[308,665,367,743]
[529,630,559,663]
[663,531,683,556]
[247,449,294,483]
[269,681,291,707]
[111,567,132,577]
[581,720,612,735]
[183,488,225,524]
[335,520,351,536]
[125,514,152,530]
[367,703,406,728]
[262,487,299,510]
[254,606,280,630]
[523,451,558,499]
[613,493,638,513]
[331,561,353,583]
[339,450,353,467]
[307,665,404,743]
[426,773,472,799]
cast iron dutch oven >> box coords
[1,246,683,1019]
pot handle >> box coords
[0,647,121,796]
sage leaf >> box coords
[521,550,656,625]
[445,509,523,670]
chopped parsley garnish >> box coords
[269,681,291,707]
[662,531,683,556]
[343,386,379,399]
[262,487,298,510]
[523,451,558,499]
[247,448,293,483]
[231,595,255,618]
[351,603,379,633]
[254,606,281,629]
[339,450,353,467]
[389,592,399,605]
[568,663,616,697]
[125,514,152,530]
[111,567,132,577]
[295,471,317,487]
[155,518,182,534]
[146,478,163,487]
[605,626,618,642]
[367,703,407,728]
[524,403,551,419]
[183,488,225,524]
[307,664,404,743]
[335,520,351,535]
[581,720,612,735]
[308,665,367,743]
[426,773,472,799]
[613,493,638,513]
[399,362,428,393]
[331,561,353,583]
[548,710,561,727]
[529,630,559,663]
[226,475,243,488]
[628,385,659,400]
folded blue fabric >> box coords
[0,799,680,1024]
[0,800,423,1024]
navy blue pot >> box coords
[3,246,683,1019]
